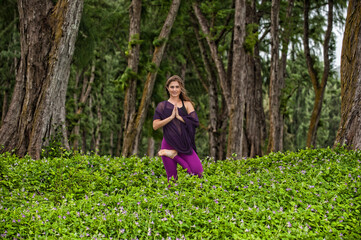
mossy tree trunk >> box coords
[122,0,142,156]
[0,0,83,159]
[334,0,361,149]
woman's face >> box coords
[167,81,181,97]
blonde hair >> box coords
[165,75,194,105]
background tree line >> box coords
[1,0,359,160]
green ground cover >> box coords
[0,147,360,239]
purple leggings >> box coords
[161,139,203,181]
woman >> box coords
[153,75,203,181]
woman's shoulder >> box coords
[184,101,195,112]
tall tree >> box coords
[122,0,142,155]
[334,0,361,149]
[227,0,247,157]
[243,0,266,157]
[303,0,333,147]
[0,0,83,159]
[190,15,221,160]
[268,0,282,152]
[121,0,181,157]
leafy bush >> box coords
[0,147,360,239]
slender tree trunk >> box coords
[268,0,282,153]
[193,2,231,111]
[72,64,95,150]
[217,97,228,160]
[95,97,102,155]
[303,0,333,147]
[191,19,220,160]
[122,0,142,155]
[122,0,181,157]
[227,0,247,157]
[82,128,87,153]
[147,136,155,157]
[109,131,114,156]
[89,96,96,152]
[0,0,83,159]
[116,115,124,157]
[334,0,361,149]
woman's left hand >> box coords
[175,107,185,123]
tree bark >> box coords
[334,0,361,149]
[191,18,220,160]
[1,89,7,126]
[95,95,102,155]
[226,0,247,157]
[109,131,114,156]
[193,2,231,112]
[72,64,95,150]
[303,0,333,148]
[0,0,83,159]
[121,0,181,157]
[116,114,124,157]
[82,128,87,153]
[147,136,155,157]
[268,0,282,153]
[242,0,266,158]
[122,0,142,155]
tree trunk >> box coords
[334,0,361,149]
[193,2,231,111]
[268,0,282,153]
[82,128,87,153]
[116,115,124,157]
[122,0,142,155]
[217,97,228,160]
[303,0,333,147]
[95,96,102,155]
[1,89,7,126]
[147,136,155,157]
[0,0,83,159]
[122,0,181,157]
[242,0,266,158]
[191,18,220,160]
[72,64,95,150]
[109,131,114,156]
[226,0,247,157]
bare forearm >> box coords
[153,117,173,130]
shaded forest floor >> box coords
[0,147,360,239]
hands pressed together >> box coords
[170,106,185,123]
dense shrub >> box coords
[0,147,360,239]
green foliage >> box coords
[244,23,259,55]
[152,37,168,47]
[1,147,360,238]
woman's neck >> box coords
[168,96,181,104]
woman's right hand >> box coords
[170,106,176,119]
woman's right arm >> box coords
[153,106,176,130]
